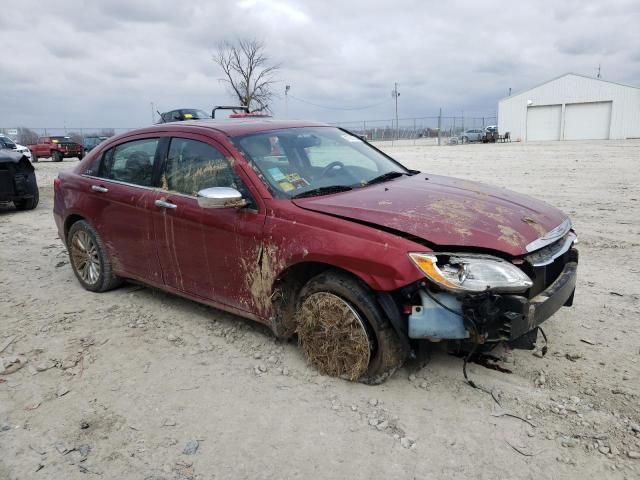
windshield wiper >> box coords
[291,185,353,199]
[366,171,407,186]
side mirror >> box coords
[197,187,247,209]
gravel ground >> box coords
[1,140,639,479]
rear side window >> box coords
[162,138,238,195]
[98,138,159,186]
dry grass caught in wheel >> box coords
[296,292,371,380]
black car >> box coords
[157,109,211,123]
[83,135,108,152]
[0,150,39,210]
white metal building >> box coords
[498,73,640,141]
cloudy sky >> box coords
[1,0,638,130]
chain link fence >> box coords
[2,114,497,146]
[329,115,497,143]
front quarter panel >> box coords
[239,199,427,318]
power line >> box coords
[287,94,390,111]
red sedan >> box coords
[53,119,578,383]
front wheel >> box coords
[295,271,407,384]
[13,171,39,210]
[67,220,122,292]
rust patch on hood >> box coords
[522,216,547,237]
[498,225,527,248]
[429,199,472,223]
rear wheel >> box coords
[67,220,122,292]
[51,151,62,162]
[295,271,407,384]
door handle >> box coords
[155,199,177,209]
[91,185,109,193]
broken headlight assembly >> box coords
[408,253,533,293]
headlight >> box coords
[409,253,533,293]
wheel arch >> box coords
[270,260,382,339]
[64,214,86,241]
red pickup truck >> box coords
[28,136,84,162]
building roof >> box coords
[499,72,639,102]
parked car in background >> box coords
[460,129,483,143]
[83,136,108,153]
[0,135,32,160]
[0,149,39,210]
[14,143,33,160]
[157,109,211,123]
[53,119,578,384]
[28,136,84,162]
[482,125,499,143]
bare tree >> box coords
[98,128,116,138]
[213,39,279,112]
[16,127,39,145]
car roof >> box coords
[128,118,330,138]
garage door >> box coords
[526,105,561,141]
[563,101,612,140]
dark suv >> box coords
[0,149,39,210]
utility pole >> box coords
[597,64,601,79]
[437,108,442,146]
[508,87,512,96]
[150,102,155,124]
[285,85,290,118]
[391,83,400,140]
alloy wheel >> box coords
[70,230,101,285]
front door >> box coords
[153,135,266,310]
[83,136,164,284]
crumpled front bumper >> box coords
[502,259,577,339]
[408,249,578,342]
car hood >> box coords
[293,173,569,256]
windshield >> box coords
[0,137,17,148]
[51,136,75,144]
[236,127,411,198]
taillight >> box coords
[54,176,61,193]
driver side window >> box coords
[162,138,241,196]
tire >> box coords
[51,151,62,162]
[295,271,407,384]
[67,220,123,292]
[13,171,39,211]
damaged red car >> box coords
[53,119,578,383]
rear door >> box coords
[82,136,165,284]
[153,134,266,310]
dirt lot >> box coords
[1,140,639,480]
